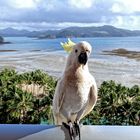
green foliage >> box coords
[0,68,57,124]
[0,69,140,125]
[82,80,140,125]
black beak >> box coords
[78,52,88,65]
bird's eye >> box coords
[75,49,78,53]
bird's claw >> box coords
[62,122,75,140]
[74,122,81,140]
[62,121,81,140]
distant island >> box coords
[0,36,11,44]
[0,36,4,43]
[0,25,140,38]
[103,48,140,61]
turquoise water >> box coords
[0,36,140,86]
[0,36,139,67]
[1,36,140,59]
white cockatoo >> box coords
[53,41,97,140]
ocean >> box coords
[2,36,140,55]
[0,36,140,86]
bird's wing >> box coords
[81,82,98,119]
[53,79,66,114]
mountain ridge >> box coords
[0,25,140,38]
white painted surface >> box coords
[19,125,140,140]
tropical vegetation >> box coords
[0,69,56,124]
[0,69,140,125]
[83,81,140,125]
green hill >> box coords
[38,25,140,38]
[1,25,140,38]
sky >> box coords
[0,0,140,31]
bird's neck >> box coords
[64,63,89,84]
[65,62,89,74]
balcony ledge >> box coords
[0,124,139,140]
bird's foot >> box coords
[62,121,75,140]
[74,121,81,140]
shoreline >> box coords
[0,51,140,87]
[0,49,17,52]
[102,48,140,61]
[0,41,11,45]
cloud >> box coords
[0,0,140,30]
[109,15,140,30]
[111,3,123,13]
[9,0,37,9]
[68,0,94,9]
[113,0,140,13]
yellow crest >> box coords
[60,38,76,53]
